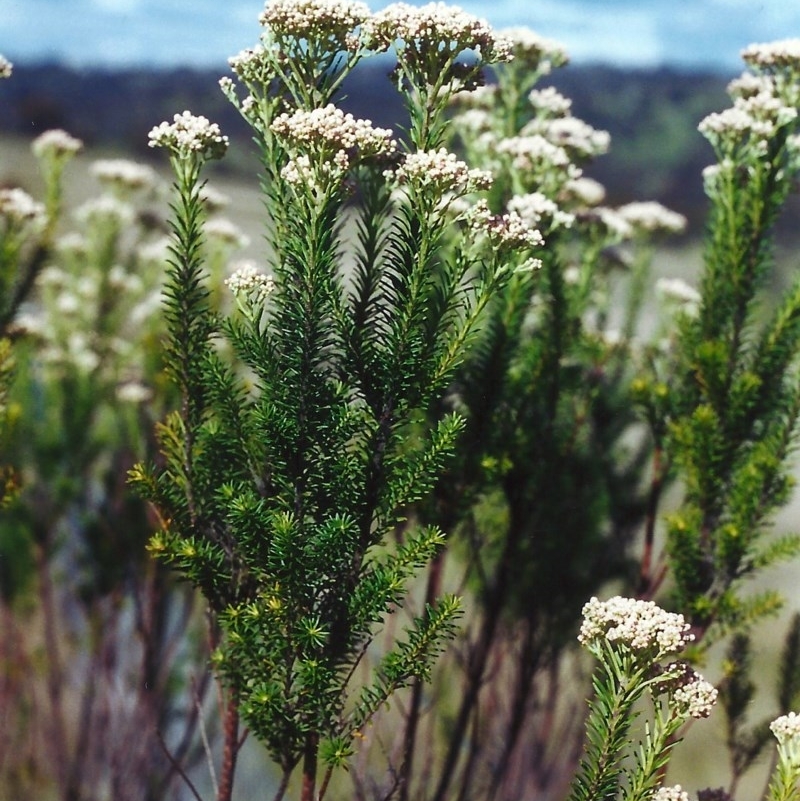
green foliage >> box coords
[135,7,522,796]
[656,56,800,632]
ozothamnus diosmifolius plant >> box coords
[133,2,538,799]
[635,39,800,640]
[570,597,718,801]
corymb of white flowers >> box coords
[669,668,718,719]
[32,129,83,160]
[271,104,397,164]
[579,596,694,661]
[616,201,688,235]
[652,786,690,801]
[771,711,800,765]
[496,27,569,73]
[363,2,513,63]
[468,199,545,253]
[0,187,46,227]
[148,111,229,161]
[90,159,158,193]
[225,261,276,305]
[0,55,12,79]
[393,148,492,196]
[742,38,800,72]
[259,0,371,48]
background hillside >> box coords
[1,63,735,229]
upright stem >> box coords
[399,551,444,801]
[217,692,240,801]
[301,733,319,801]
[638,444,664,598]
[35,537,70,797]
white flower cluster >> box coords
[656,277,701,307]
[578,596,694,658]
[670,669,718,719]
[393,148,492,196]
[468,199,544,252]
[699,91,797,149]
[652,786,690,801]
[148,111,229,161]
[528,86,572,117]
[116,382,153,404]
[771,712,800,766]
[771,712,800,745]
[742,38,800,72]
[364,2,512,63]
[227,45,273,82]
[0,187,46,227]
[507,192,574,230]
[497,27,569,72]
[0,55,12,79]
[584,207,634,241]
[523,117,610,159]
[563,176,606,207]
[205,218,251,249]
[617,201,687,235]
[199,185,231,212]
[32,129,83,160]
[259,0,370,47]
[90,159,158,192]
[271,104,396,164]
[727,72,774,100]
[225,261,276,303]
[496,135,571,172]
[74,195,136,228]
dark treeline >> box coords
[0,60,738,229]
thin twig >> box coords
[157,730,205,801]
[193,675,219,797]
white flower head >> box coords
[116,381,153,404]
[742,39,800,72]
[199,185,231,211]
[727,71,774,100]
[392,148,492,196]
[259,0,371,49]
[528,86,572,117]
[74,195,136,228]
[205,217,250,249]
[507,192,574,230]
[137,236,172,267]
[771,712,800,766]
[656,277,701,308]
[578,596,694,660]
[562,176,606,207]
[522,116,610,159]
[91,159,158,192]
[468,199,545,252]
[699,90,797,150]
[660,664,718,719]
[497,27,569,72]
[617,201,687,235]
[271,104,397,164]
[148,111,228,161]
[226,261,276,304]
[32,129,83,160]
[652,786,690,801]
[496,135,571,173]
[0,55,12,78]
[228,44,273,82]
[0,187,46,228]
[364,2,512,64]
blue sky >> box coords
[2,0,799,71]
